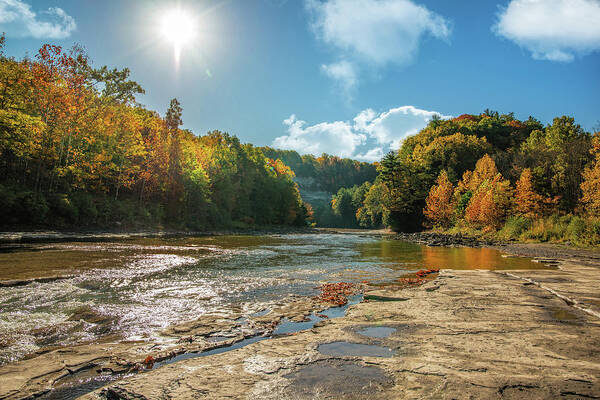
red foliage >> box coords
[454,114,478,122]
[143,355,155,369]
[415,268,439,278]
[314,282,356,306]
[397,277,425,286]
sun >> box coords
[160,8,196,67]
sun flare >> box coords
[160,8,196,68]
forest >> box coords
[2,37,599,245]
[0,38,311,229]
[260,147,377,226]
[335,112,600,245]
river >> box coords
[0,233,544,365]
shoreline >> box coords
[0,232,598,399]
[0,227,322,245]
[74,249,598,399]
[2,227,598,252]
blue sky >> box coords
[1,0,599,161]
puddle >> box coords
[274,315,321,335]
[363,294,409,302]
[318,341,395,357]
[273,294,362,335]
[356,326,396,338]
[550,307,578,321]
[206,336,235,343]
[284,359,393,398]
[157,294,363,368]
[39,374,124,400]
[250,309,270,317]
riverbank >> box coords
[74,248,599,399]
[0,239,598,399]
[0,226,321,245]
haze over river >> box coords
[0,233,544,365]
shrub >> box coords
[71,192,98,223]
[567,216,586,241]
[48,193,79,223]
[499,216,531,239]
[17,191,49,224]
[0,184,17,223]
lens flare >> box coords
[160,8,196,68]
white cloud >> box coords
[0,0,76,39]
[354,105,448,149]
[493,0,600,62]
[321,60,358,96]
[306,0,451,90]
[354,147,385,162]
[273,114,366,158]
[272,105,449,162]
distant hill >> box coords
[260,148,378,226]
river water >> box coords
[0,233,544,365]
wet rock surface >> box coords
[355,326,397,338]
[283,359,394,399]
[1,242,600,399]
[317,341,395,357]
[68,250,600,400]
[393,231,500,247]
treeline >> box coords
[260,147,377,193]
[0,38,310,229]
[260,147,377,227]
[337,111,600,244]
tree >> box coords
[581,133,600,215]
[358,181,389,228]
[464,175,512,229]
[458,155,513,230]
[514,168,544,218]
[466,154,498,191]
[166,98,184,219]
[378,152,433,231]
[520,116,591,211]
[424,171,455,228]
[331,188,354,224]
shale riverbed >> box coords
[1,233,598,399]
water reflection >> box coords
[357,240,539,270]
[0,234,547,365]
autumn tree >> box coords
[166,98,184,219]
[424,171,455,228]
[514,168,544,218]
[580,133,600,215]
[357,182,390,228]
[520,116,592,211]
[462,156,512,229]
[464,174,512,229]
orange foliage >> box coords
[514,168,545,218]
[423,171,455,228]
[453,114,478,122]
[465,154,498,191]
[464,175,512,229]
[463,155,512,229]
[266,158,295,177]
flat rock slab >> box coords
[73,254,600,400]
[317,341,395,357]
[3,243,600,399]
